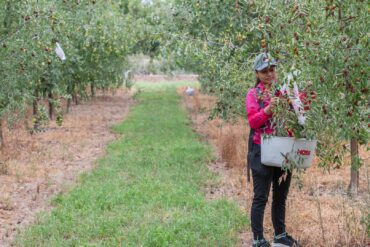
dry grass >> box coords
[219,124,248,169]
[178,86,370,247]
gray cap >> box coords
[253,53,277,71]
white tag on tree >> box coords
[55,42,66,61]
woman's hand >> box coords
[264,97,278,115]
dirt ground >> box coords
[178,86,369,247]
[0,88,135,246]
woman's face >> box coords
[256,66,277,85]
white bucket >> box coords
[261,136,317,169]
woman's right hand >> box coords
[264,97,278,115]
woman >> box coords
[246,53,301,247]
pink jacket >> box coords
[246,82,274,145]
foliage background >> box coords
[165,0,369,170]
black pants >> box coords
[248,142,292,240]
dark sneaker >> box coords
[272,232,301,247]
[253,238,271,247]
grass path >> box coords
[16,82,247,246]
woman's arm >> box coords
[246,89,272,129]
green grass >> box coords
[15,81,248,247]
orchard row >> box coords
[0,0,168,135]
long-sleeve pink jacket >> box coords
[246,82,274,145]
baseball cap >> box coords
[253,53,277,71]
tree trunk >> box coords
[48,90,54,120]
[33,92,39,130]
[66,82,74,113]
[67,98,72,113]
[91,83,96,98]
[348,138,359,195]
[0,120,4,148]
[33,99,38,116]
[72,93,79,105]
[73,81,80,105]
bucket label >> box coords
[297,149,311,156]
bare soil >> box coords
[0,88,135,247]
[178,86,370,247]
